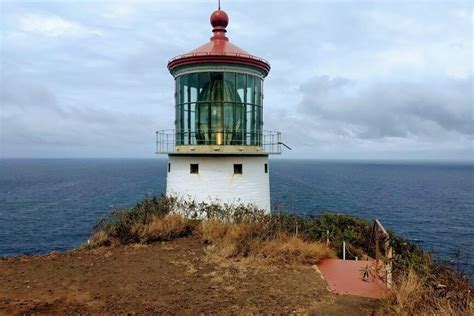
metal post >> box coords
[386,241,393,289]
[375,226,380,265]
[343,241,346,260]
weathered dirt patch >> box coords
[0,236,377,315]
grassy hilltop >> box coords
[1,196,471,315]
[86,196,472,315]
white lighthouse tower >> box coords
[156,6,282,213]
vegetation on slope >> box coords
[87,196,472,315]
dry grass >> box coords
[257,236,336,264]
[136,213,192,243]
[386,270,427,315]
[219,222,260,257]
[197,219,230,243]
[385,269,473,315]
[88,231,112,248]
[88,214,192,247]
[196,220,335,264]
[198,221,261,258]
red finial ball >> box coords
[210,9,229,29]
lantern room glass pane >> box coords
[197,102,209,144]
[190,103,196,143]
[175,104,182,144]
[177,77,184,104]
[182,75,189,103]
[246,75,254,105]
[175,77,180,104]
[236,73,245,102]
[198,72,210,95]
[245,104,252,145]
[224,72,236,102]
[255,104,261,145]
[188,73,198,103]
[224,102,233,131]
[175,71,263,146]
[255,78,262,106]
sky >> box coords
[1,0,473,160]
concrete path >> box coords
[317,258,388,299]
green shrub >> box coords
[92,195,177,244]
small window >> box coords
[264,163,268,173]
[190,163,199,174]
[234,164,243,174]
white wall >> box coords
[166,155,271,212]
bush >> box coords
[389,231,432,277]
[88,231,112,248]
[136,214,193,243]
[257,236,336,264]
[196,218,335,264]
[196,219,230,244]
[177,199,266,223]
[90,195,179,245]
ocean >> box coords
[1,159,473,279]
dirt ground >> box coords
[0,236,378,315]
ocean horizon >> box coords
[1,158,473,280]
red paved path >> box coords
[317,259,387,299]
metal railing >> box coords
[168,51,269,65]
[156,129,282,154]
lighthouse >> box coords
[156,6,282,213]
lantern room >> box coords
[173,71,263,147]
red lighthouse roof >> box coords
[167,7,271,76]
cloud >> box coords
[1,1,472,159]
[100,3,139,20]
[1,78,158,156]
[297,75,473,139]
[17,14,101,38]
[263,74,473,160]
